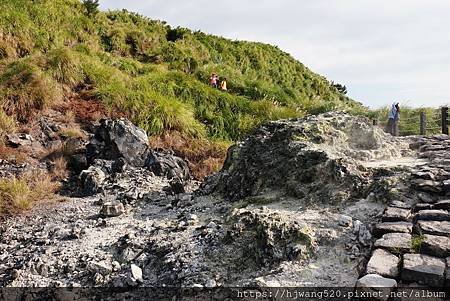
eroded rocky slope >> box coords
[0,112,447,294]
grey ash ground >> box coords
[0,113,449,296]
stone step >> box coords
[373,222,413,238]
[446,258,450,288]
[382,207,411,222]
[412,203,432,212]
[389,201,412,210]
[374,233,411,253]
[412,179,443,194]
[355,274,397,300]
[415,210,450,222]
[434,200,450,210]
[421,234,450,258]
[401,253,445,288]
[366,249,399,278]
[417,221,450,237]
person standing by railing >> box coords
[387,102,400,136]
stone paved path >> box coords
[357,135,450,298]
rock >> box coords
[417,221,450,236]
[100,202,125,218]
[421,234,450,258]
[366,249,399,278]
[205,279,217,288]
[412,179,442,193]
[355,274,397,301]
[415,210,450,222]
[87,261,113,276]
[389,200,411,209]
[372,222,412,237]
[86,118,150,167]
[433,199,450,210]
[358,224,372,246]
[112,261,121,272]
[69,153,88,174]
[79,166,107,196]
[130,264,143,282]
[200,113,407,202]
[167,178,185,194]
[401,253,445,287]
[382,207,411,222]
[446,257,450,287]
[412,203,432,212]
[338,215,352,227]
[6,133,33,148]
[353,220,362,234]
[111,158,127,175]
[374,233,411,253]
[11,269,19,280]
[417,193,435,204]
[93,273,104,284]
[146,152,190,181]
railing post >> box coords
[373,119,378,126]
[420,111,426,136]
[442,107,449,135]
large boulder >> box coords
[145,152,190,181]
[86,119,150,167]
[201,112,409,202]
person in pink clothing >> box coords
[210,73,218,88]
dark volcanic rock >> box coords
[145,152,190,181]
[86,119,150,167]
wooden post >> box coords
[372,119,378,126]
[442,107,449,135]
[420,111,426,136]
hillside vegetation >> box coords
[0,0,369,179]
[0,0,365,136]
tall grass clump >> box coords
[0,109,16,144]
[0,170,59,215]
[46,47,84,86]
[0,59,62,121]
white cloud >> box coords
[100,0,450,108]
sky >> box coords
[100,0,450,108]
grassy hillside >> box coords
[0,0,365,140]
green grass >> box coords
[0,0,366,142]
[411,235,425,253]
